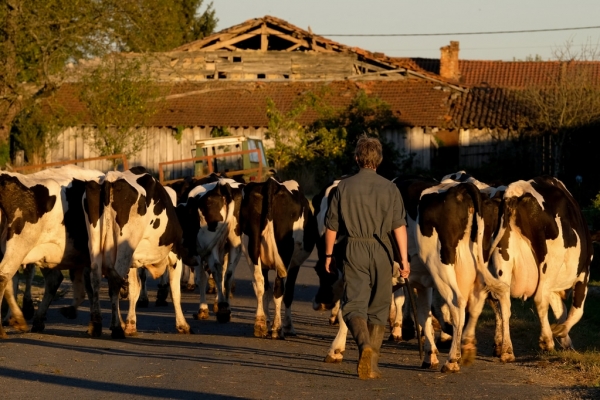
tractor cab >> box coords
[194,135,271,182]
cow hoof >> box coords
[125,328,138,337]
[9,316,28,333]
[30,320,45,333]
[284,329,297,337]
[111,326,126,339]
[268,329,285,340]
[87,322,102,337]
[551,323,568,338]
[136,299,149,308]
[492,344,503,358]
[0,328,7,339]
[177,325,192,334]
[60,305,78,320]
[216,310,231,323]
[155,299,169,307]
[185,284,196,292]
[440,362,460,373]
[254,322,268,338]
[500,353,515,363]
[420,361,439,370]
[388,334,404,342]
[324,351,344,363]
[22,298,35,320]
[193,309,210,320]
[461,349,477,367]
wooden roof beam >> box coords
[201,27,264,51]
[265,27,309,47]
[261,23,268,51]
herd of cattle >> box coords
[0,165,593,374]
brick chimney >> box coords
[440,41,460,82]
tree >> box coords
[516,39,600,177]
[111,0,218,52]
[265,89,408,192]
[78,55,165,165]
[0,0,217,164]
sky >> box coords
[210,0,600,61]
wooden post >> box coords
[261,23,268,52]
[14,150,24,167]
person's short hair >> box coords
[355,135,383,169]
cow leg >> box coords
[548,291,573,350]
[329,300,341,326]
[209,248,231,323]
[437,280,466,373]
[534,287,555,352]
[461,283,487,367]
[388,287,407,342]
[21,264,36,320]
[282,265,300,336]
[107,272,126,339]
[155,269,170,307]
[59,268,86,320]
[2,277,28,334]
[270,274,285,340]
[87,260,103,337]
[325,308,347,363]
[123,268,141,336]
[168,258,191,334]
[417,287,440,370]
[251,261,268,338]
[487,297,505,358]
[193,262,210,320]
[31,268,64,333]
[551,269,589,348]
[2,273,19,326]
[496,291,516,362]
[136,268,149,308]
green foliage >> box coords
[0,0,217,144]
[78,56,165,165]
[11,100,72,165]
[173,126,185,144]
[112,0,218,52]
[0,139,10,167]
[265,89,409,192]
[211,126,232,138]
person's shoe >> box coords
[347,317,373,379]
[368,323,386,379]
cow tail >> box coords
[464,183,507,297]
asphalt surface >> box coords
[0,250,564,399]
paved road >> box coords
[0,251,562,399]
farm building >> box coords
[40,15,600,180]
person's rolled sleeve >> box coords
[324,188,340,232]
[391,187,407,230]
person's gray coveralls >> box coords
[325,168,407,326]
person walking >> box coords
[324,135,410,379]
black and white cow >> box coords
[240,177,317,339]
[478,175,593,360]
[0,165,104,338]
[176,177,244,323]
[83,167,190,338]
[399,178,498,372]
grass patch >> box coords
[478,290,600,388]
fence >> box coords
[11,154,129,173]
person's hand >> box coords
[399,259,410,279]
[325,256,336,274]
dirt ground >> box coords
[1,250,598,400]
